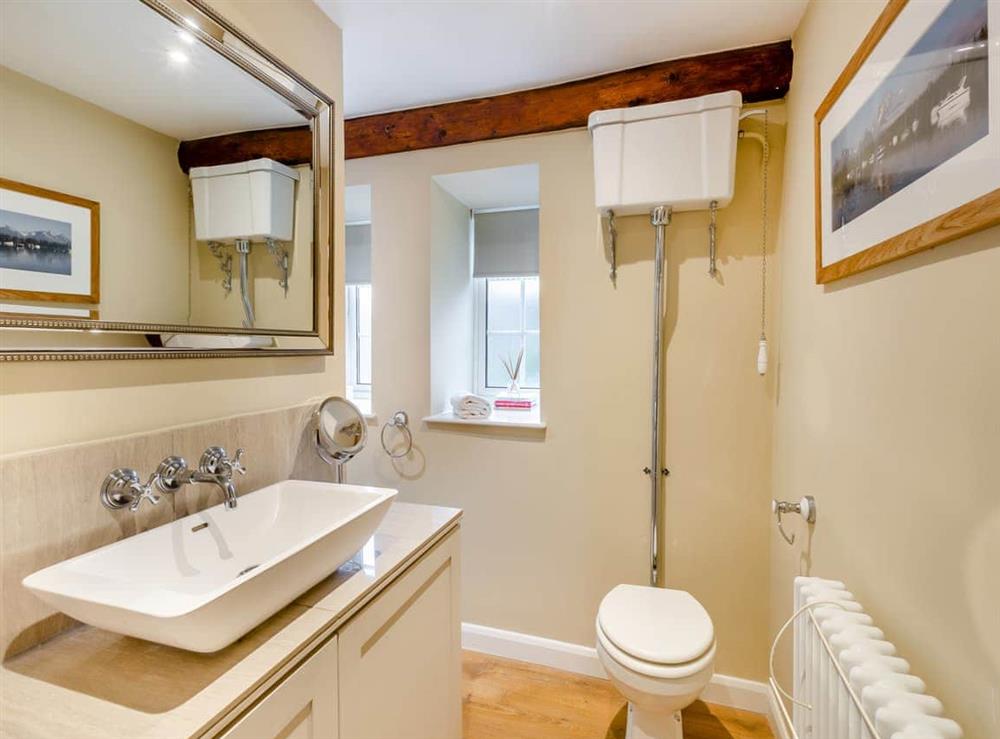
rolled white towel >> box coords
[450,393,491,419]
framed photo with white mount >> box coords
[815,0,1000,284]
[0,178,100,304]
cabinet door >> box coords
[338,529,461,739]
[220,635,338,739]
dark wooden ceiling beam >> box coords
[176,40,792,170]
[345,40,792,159]
[177,125,311,173]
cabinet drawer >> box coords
[219,635,338,739]
[338,529,461,739]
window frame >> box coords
[473,275,540,398]
[345,283,372,408]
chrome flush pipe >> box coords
[647,204,671,587]
[235,238,255,328]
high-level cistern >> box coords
[100,446,246,511]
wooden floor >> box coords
[462,651,773,739]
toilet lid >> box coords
[597,585,714,665]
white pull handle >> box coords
[757,336,769,375]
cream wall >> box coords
[0,67,190,324]
[347,113,784,681]
[429,181,474,413]
[0,0,345,455]
[771,1,1000,735]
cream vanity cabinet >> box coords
[217,529,462,739]
[220,636,339,739]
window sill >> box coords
[423,408,546,430]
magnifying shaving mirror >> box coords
[313,396,367,482]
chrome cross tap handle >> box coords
[200,447,246,477]
[100,468,161,512]
[231,448,246,475]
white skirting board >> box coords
[461,623,770,715]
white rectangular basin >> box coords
[23,480,396,652]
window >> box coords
[345,283,372,412]
[345,186,372,414]
[474,275,540,396]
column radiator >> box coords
[768,576,962,739]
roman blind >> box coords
[473,208,538,278]
[345,224,371,284]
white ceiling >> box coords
[1,1,306,141]
[434,164,539,211]
[316,0,808,118]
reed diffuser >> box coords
[500,347,524,397]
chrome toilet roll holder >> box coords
[771,495,816,546]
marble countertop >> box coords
[0,502,462,739]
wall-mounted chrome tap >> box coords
[157,447,246,509]
[100,447,246,512]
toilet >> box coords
[596,585,716,739]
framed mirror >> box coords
[0,0,335,360]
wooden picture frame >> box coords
[814,0,1000,283]
[0,178,100,303]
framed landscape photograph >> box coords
[0,178,100,303]
[815,0,1000,283]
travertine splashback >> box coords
[0,402,335,658]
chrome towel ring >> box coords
[380,411,413,459]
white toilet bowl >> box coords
[596,585,716,739]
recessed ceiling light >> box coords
[168,49,189,65]
[177,29,195,45]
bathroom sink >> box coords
[23,480,396,652]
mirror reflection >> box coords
[0,0,321,341]
[314,396,367,483]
